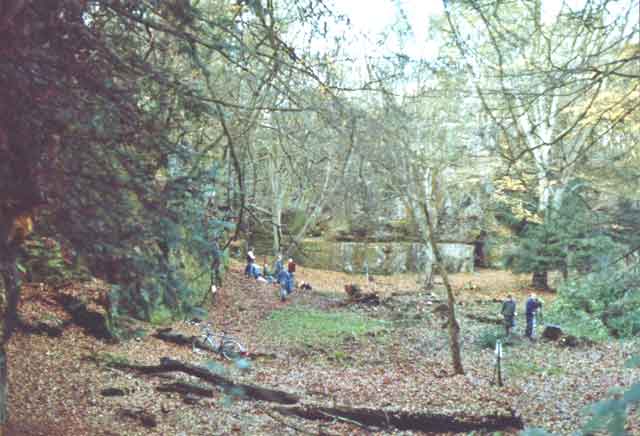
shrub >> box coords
[476,328,507,349]
[546,266,640,340]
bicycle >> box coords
[192,322,247,360]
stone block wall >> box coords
[294,239,474,275]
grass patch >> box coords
[261,306,388,347]
[505,359,565,378]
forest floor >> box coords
[7,262,640,435]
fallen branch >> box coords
[343,284,380,305]
[110,357,299,405]
[153,328,217,353]
[274,404,524,433]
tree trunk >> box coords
[0,242,20,432]
[423,265,434,291]
[0,346,7,434]
[532,270,548,290]
[421,203,464,375]
[272,196,282,256]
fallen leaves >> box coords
[6,263,639,435]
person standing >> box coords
[273,255,284,282]
[525,293,542,339]
[287,258,296,291]
[262,262,274,283]
[500,295,517,337]
[245,247,255,277]
[277,269,290,302]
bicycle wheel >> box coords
[192,335,204,353]
[221,339,245,360]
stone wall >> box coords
[294,239,474,275]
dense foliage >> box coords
[1,0,342,333]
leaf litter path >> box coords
[8,263,639,435]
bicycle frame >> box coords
[193,323,247,360]
[201,331,227,354]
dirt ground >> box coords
[7,264,638,435]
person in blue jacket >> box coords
[273,255,284,282]
[249,262,261,279]
[277,269,290,301]
[525,293,542,339]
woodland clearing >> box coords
[8,263,639,436]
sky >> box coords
[331,0,444,60]
[337,0,443,40]
[297,0,637,83]
[325,0,630,59]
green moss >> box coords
[149,305,174,326]
[170,248,210,306]
[295,239,341,270]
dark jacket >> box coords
[277,269,290,285]
[501,299,516,317]
[525,297,541,316]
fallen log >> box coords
[350,294,380,305]
[111,357,299,405]
[17,318,68,337]
[274,404,524,434]
[465,313,503,325]
[153,328,217,353]
[156,381,214,398]
[250,351,279,360]
[117,407,157,428]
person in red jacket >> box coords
[287,258,296,273]
[287,258,296,292]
